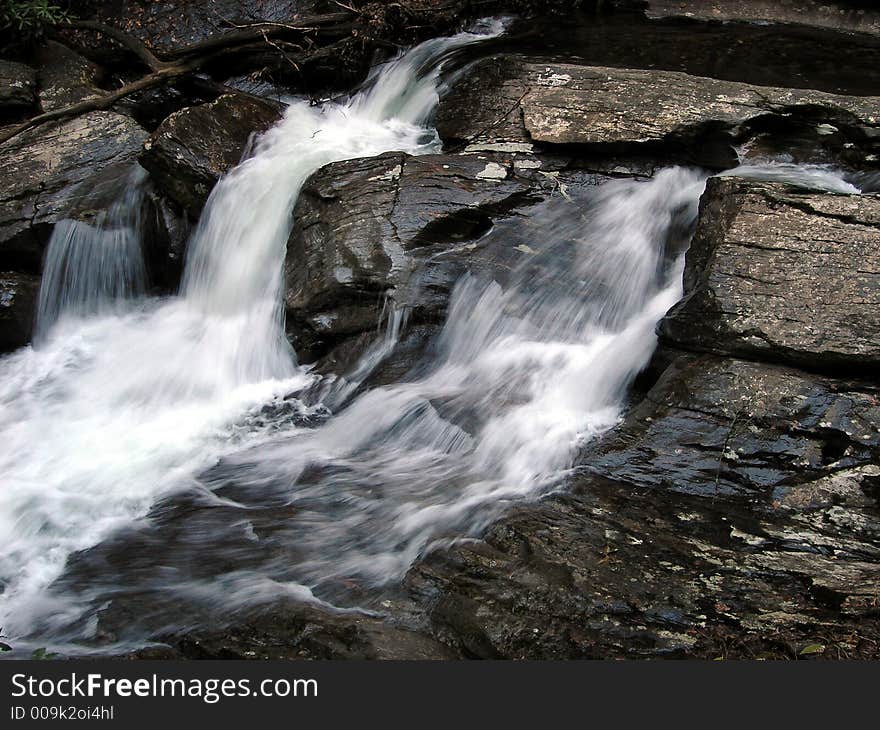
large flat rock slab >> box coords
[662,178,880,370]
[436,57,880,167]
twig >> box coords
[713,406,745,497]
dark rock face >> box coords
[151,604,458,660]
[143,191,192,293]
[588,355,880,498]
[406,352,880,658]
[139,94,284,217]
[0,272,40,352]
[285,150,543,358]
[662,178,880,371]
[644,0,880,36]
[34,41,103,113]
[0,112,148,273]
[0,60,36,116]
[84,1,318,54]
[436,56,880,169]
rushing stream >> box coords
[0,22,867,655]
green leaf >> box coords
[799,643,825,656]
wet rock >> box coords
[436,57,880,168]
[506,11,880,97]
[34,41,103,112]
[644,1,880,37]
[161,604,457,660]
[0,112,148,273]
[285,151,541,356]
[0,60,36,116]
[143,192,191,293]
[662,178,880,371]
[0,272,40,352]
[586,355,880,498]
[84,1,319,55]
[406,352,880,658]
[139,94,284,217]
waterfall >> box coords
[35,168,148,340]
[0,16,865,653]
[0,19,506,648]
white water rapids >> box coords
[0,23,866,654]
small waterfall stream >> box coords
[0,21,868,654]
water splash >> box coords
[0,17,866,652]
[0,22,504,645]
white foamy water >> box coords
[0,19,866,652]
[0,21,504,644]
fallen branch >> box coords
[0,62,198,145]
[1,11,358,146]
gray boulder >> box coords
[34,41,103,113]
[662,178,880,370]
[437,57,880,168]
[285,150,542,357]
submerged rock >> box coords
[0,272,39,352]
[139,94,284,217]
[662,178,880,371]
[437,57,880,168]
[0,111,148,273]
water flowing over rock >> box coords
[404,348,880,658]
[0,112,147,274]
[436,57,880,169]
[139,93,285,217]
[3,6,880,661]
[662,177,880,370]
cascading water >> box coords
[0,19,504,652]
[0,19,868,655]
[35,168,149,340]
